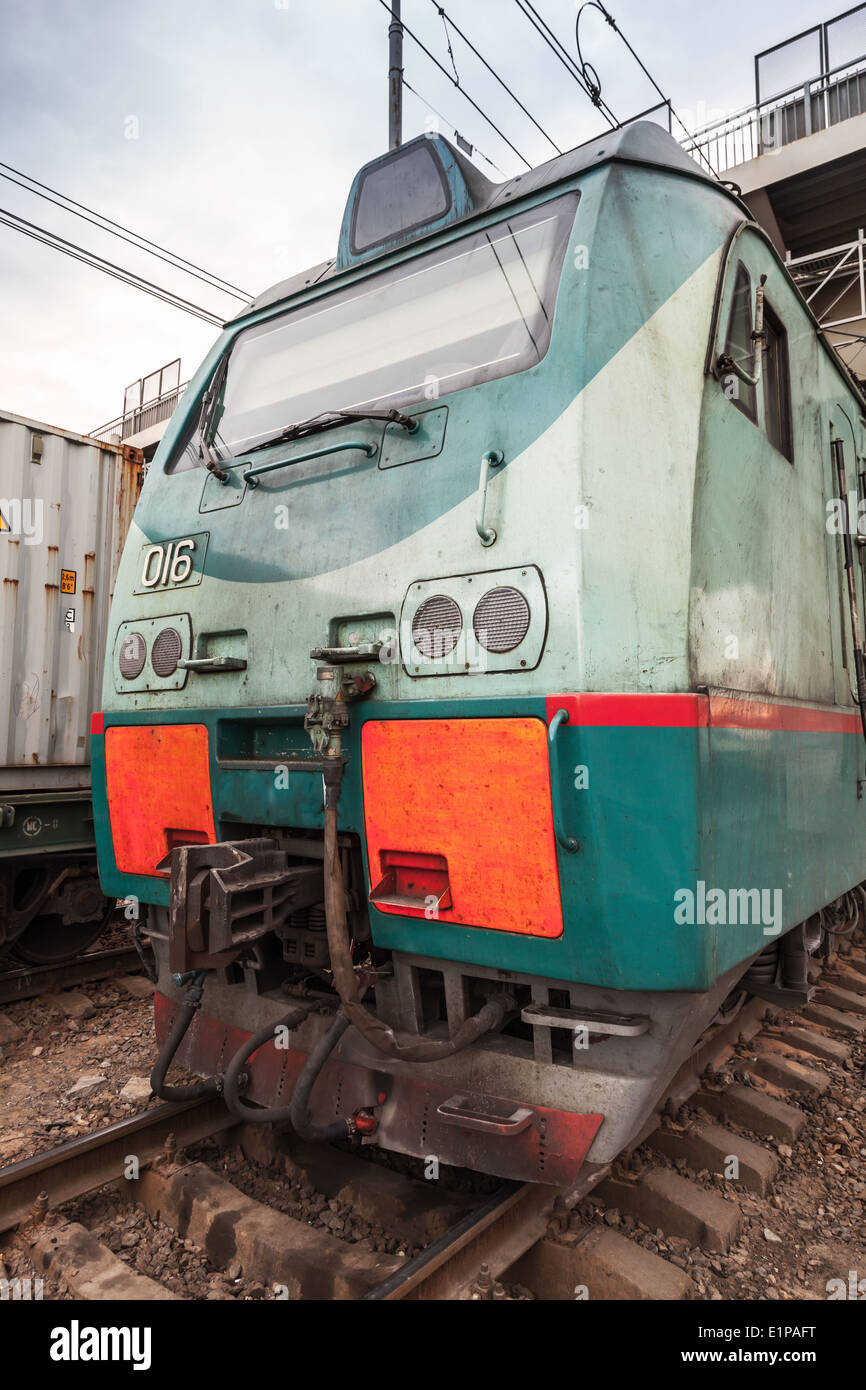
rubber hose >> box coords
[150,1001,223,1102]
[288,1008,354,1141]
[132,920,158,985]
[222,1002,316,1123]
[322,783,514,1061]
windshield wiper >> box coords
[242,408,419,457]
[196,357,230,481]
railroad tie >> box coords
[29,1221,181,1301]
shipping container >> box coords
[0,408,142,961]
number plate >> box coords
[133,533,209,594]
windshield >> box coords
[204,193,578,461]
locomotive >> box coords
[91,121,866,1184]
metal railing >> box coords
[89,381,188,445]
[683,53,866,174]
[786,230,866,332]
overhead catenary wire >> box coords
[512,0,619,128]
[438,5,461,84]
[0,207,225,326]
[375,0,533,169]
[576,2,720,179]
[402,78,505,174]
[426,1,562,155]
[0,158,251,300]
[514,0,720,181]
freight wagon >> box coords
[0,411,142,961]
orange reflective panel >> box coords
[361,718,563,937]
[105,724,216,876]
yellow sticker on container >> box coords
[60,569,76,594]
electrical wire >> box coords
[0,158,251,299]
[438,6,460,84]
[427,1,562,155]
[513,0,618,128]
[402,78,505,173]
[0,208,224,326]
[375,0,532,169]
[575,2,720,179]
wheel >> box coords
[710,986,748,1028]
[12,906,112,965]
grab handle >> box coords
[475,449,504,546]
[243,439,377,489]
[548,708,580,855]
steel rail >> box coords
[364,1162,610,1301]
[0,1097,232,1235]
[0,947,142,1005]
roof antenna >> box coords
[389,1,404,149]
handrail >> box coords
[475,449,503,546]
[242,438,377,489]
[687,51,866,142]
[89,381,189,443]
[548,709,580,855]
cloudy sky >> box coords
[0,0,853,434]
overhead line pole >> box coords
[389,1,404,149]
[375,0,532,168]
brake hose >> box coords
[321,758,515,1061]
[221,999,339,1127]
[150,972,223,1102]
[224,1001,369,1138]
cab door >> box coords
[827,403,864,712]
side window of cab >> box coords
[761,300,793,462]
[721,263,757,421]
[720,260,794,463]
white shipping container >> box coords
[0,410,142,792]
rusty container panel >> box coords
[0,410,142,790]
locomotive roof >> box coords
[228,121,725,324]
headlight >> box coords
[118,631,146,679]
[473,586,530,653]
[412,595,462,659]
[151,626,183,677]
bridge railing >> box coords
[89,381,188,445]
[683,54,866,175]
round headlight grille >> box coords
[412,595,462,660]
[151,627,183,678]
[119,631,146,680]
[473,587,531,653]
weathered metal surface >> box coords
[0,410,141,786]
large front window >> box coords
[207,193,578,459]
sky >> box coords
[0,0,855,434]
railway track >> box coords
[1,937,864,1300]
[0,946,142,1006]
